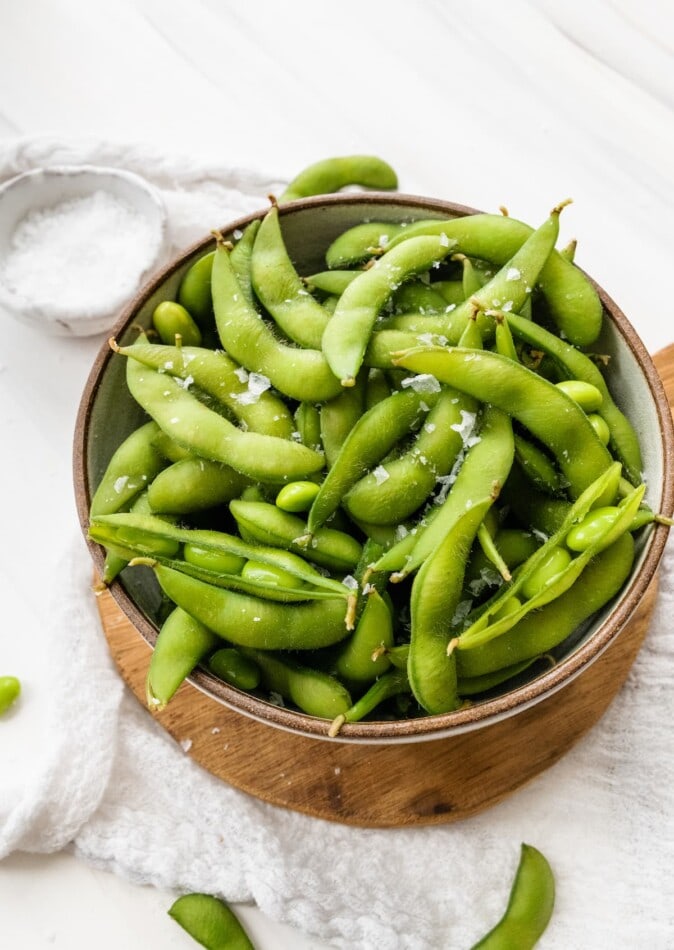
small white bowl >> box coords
[0,165,169,336]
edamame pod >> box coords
[458,533,635,677]
[90,421,166,517]
[168,893,254,950]
[177,252,215,329]
[279,155,397,202]
[394,347,613,499]
[212,236,342,402]
[325,221,403,268]
[148,458,249,514]
[322,235,456,385]
[334,589,394,684]
[146,607,219,711]
[151,565,351,649]
[229,500,362,572]
[251,205,331,349]
[470,844,555,949]
[113,339,294,439]
[386,212,603,346]
[124,357,323,484]
[241,648,352,718]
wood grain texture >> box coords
[94,345,674,828]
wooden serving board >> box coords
[95,346,674,828]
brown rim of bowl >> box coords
[73,192,674,742]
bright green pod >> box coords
[279,155,398,203]
[251,205,331,349]
[229,219,260,306]
[364,368,391,409]
[305,269,360,296]
[123,358,323,484]
[390,280,449,315]
[322,234,456,385]
[409,500,491,714]
[114,526,180,559]
[168,893,254,950]
[208,648,261,691]
[294,402,322,450]
[241,648,352,718]
[152,300,202,347]
[146,607,219,711]
[148,458,249,514]
[458,656,536,697]
[211,236,342,403]
[319,371,367,468]
[513,434,564,496]
[470,844,555,949]
[177,251,215,329]
[506,312,642,484]
[385,211,602,346]
[90,421,166,518]
[151,565,351,650]
[394,347,613,500]
[325,221,403,268]
[229,500,362,572]
[334,589,394,683]
[114,340,294,440]
[458,532,634,678]
[432,279,465,305]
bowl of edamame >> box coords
[75,156,674,743]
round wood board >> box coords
[94,345,674,828]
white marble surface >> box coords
[0,2,673,947]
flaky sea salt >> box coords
[234,372,271,405]
[373,465,390,485]
[506,267,521,281]
[401,374,441,394]
[0,190,161,312]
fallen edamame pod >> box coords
[168,892,254,950]
[470,843,555,949]
[279,154,398,202]
[146,607,219,711]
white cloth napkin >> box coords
[1,139,673,950]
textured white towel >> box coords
[1,139,673,950]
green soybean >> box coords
[152,300,202,347]
[208,648,261,691]
[0,676,21,715]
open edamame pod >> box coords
[146,607,219,711]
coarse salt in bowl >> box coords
[0,165,169,336]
